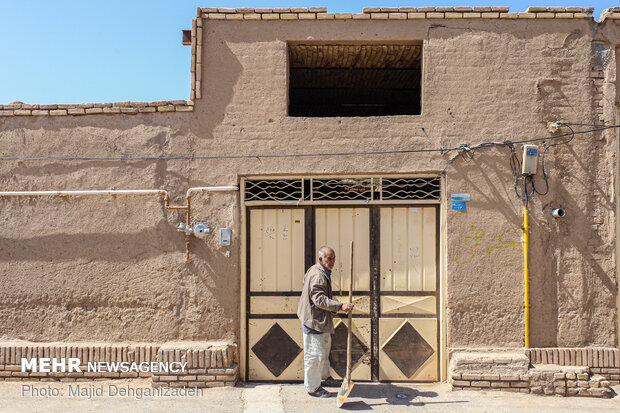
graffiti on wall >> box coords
[455,225,517,264]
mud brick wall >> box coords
[198,6,595,21]
[527,347,620,383]
[1,6,620,381]
[0,342,238,388]
[450,350,614,398]
[451,373,531,392]
[153,344,238,388]
[449,351,531,392]
[0,344,159,381]
[0,101,194,117]
[528,365,613,397]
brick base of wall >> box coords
[152,343,238,388]
[450,349,616,398]
[0,342,238,388]
[527,348,620,385]
[590,367,620,383]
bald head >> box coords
[318,246,336,270]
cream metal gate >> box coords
[315,208,372,381]
[378,206,438,381]
[244,176,441,382]
[247,208,306,381]
[247,205,438,382]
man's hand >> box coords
[341,302,354,312]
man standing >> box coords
[297,246,354,397]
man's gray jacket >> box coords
[297,262,342,334]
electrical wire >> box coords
[0,124,617,162]
[0,122,612,208]
[531,123,575,196]
[506,142,526,202]
[432,123,606,206]
[557,122,603,127]
[0,147,452,161]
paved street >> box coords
[0,379,619,412]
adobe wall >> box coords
[0,11,617,350]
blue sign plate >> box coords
[451,193,471,201]
[452,201,466,211]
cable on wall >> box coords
[0,124,616,162]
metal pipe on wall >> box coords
[523,209,531,348]
[0,186,239,262]
[184,186,239,261]
[0,189,167,197]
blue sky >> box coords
[0,1,616,104]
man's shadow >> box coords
[336,383,467,410]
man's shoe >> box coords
[322,376,341,387]
[308,387,330,398]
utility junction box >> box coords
[522,144,539,175]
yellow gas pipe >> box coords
[523,209,531,348]
[164,195,191,261]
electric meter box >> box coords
[220,228,231,246]
[521,144,539,175]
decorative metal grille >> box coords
[244,177,440,202]
[244,179,302,202]
[311,178,372,201]
[380,178,440,200]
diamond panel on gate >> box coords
[329,322,369,377]
[383,321,434,378]
[251,323,302,377]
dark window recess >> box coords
[182,30,192,45]
[289,44,422,117]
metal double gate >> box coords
[247,205,438,382]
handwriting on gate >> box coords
[264,227,276,240]
[455,225,516,264]
[263,225,290,241]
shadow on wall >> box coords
[525,132,615,347]
[449,148,522,226]
[0,220,181,262]
[447,133,615,347]
[11,159,187,182]
[193,37,243,138]
[530,182,615,347]
[184,242,240,340]
[447,150,525,346]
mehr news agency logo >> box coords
[20,357,202,399]
[21,357,187,374]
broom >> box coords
[337,241,354,408]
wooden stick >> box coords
[346,241,353,381]
[337,241,355,408]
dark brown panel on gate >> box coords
[329,322,369,378]
[251,323,302,377]
[383,321,434,378]
[369,206,380,381]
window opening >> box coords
[289,44,422,117]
